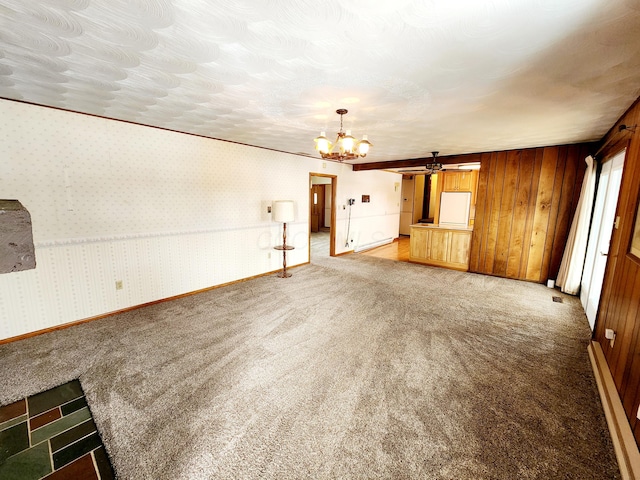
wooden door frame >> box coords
[309,173,337,258]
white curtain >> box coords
[556,155,597,295]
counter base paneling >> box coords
[409,224,472,271]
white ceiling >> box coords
[1,0,640,165]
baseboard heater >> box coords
[588,341,640,479]
[354,237,393,253]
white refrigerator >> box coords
[439,191,471,227]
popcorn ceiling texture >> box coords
[0,0,639,162]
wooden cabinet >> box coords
[442,171,475,192]
[409,225,472,271]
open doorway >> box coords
[400,174,439,235]
[309,173,337,259]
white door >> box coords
[581,150,625,330]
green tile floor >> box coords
[0,380,114,479]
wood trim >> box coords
[353,152,484,171]
[588,340,640,479]
[330,176,337,257]
[352,143,598,172]
[0,97,314,159]
[0,263,309,345]
[309,173,337,257]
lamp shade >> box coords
[273,200,294,223]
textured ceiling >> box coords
[1,0,640,165]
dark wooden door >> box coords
[311,184,325,232]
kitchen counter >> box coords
[410,223,473,231]
[409,224,473,271]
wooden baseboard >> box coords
[0,263,309,345]
[588,341,640,479]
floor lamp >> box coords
[273,200,295,278]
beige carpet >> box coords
[0,248,620,479]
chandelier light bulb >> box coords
[358,135,371,156]
[314,132,331,154]
[342,130,355,153]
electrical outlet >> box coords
[268,252,271,259]
[637,404,640,420]
[605,328,616,348]
[115,280,123,290]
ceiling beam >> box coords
[352,152,484,171]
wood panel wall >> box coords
[469,143,592,283]
[592,97,640,445]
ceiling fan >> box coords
[398,151,444,174]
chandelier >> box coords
[314,109,372,161]
[425,151,442,174]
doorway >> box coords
[310,174,337,259]
[399,174,439,234]
[581,149,626,330]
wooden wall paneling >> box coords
[601,142,640,379]
[494,150,520,277]
[508,149,536,278]
[625,337,640,437]
[469,153,491,271]
[609,261,638,386]
[484,151,507,273]
[620,272,640,418]
[540,146,568,283]
[476,152,498,273]
[526,147,559,282]
[611,145,640,390]
[467,144,587,283]
[518,148,544,279]
[620,144,640,399]
[546,146,581,282]
[596,144,635,346]
[618,269,640,439]
[622,171,640,445]
[472,154,496,273]
[477,151,496,272]
[591,96,640,449]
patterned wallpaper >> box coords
[0,99,400,340]
[2,103,300,241]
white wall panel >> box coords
[0,99,400,340]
